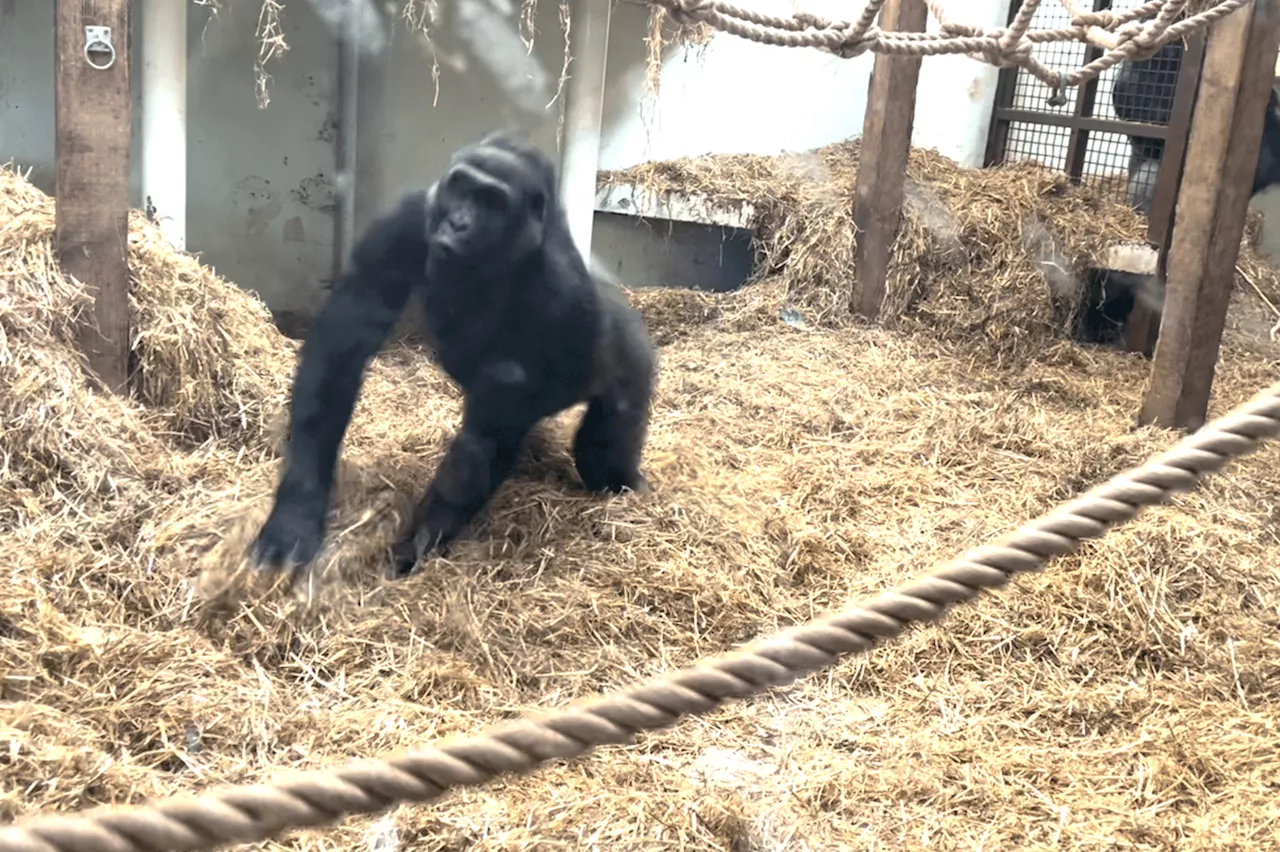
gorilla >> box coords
[1111,37,1280,215]
[251,131,657,579]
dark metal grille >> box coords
[983,0,1203,249]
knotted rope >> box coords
[647,0,1248,96]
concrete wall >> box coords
[597,0,1009,171]
[0,0,57,193]
[351,0,573,234]
[0,0,340,315]
[0,0,144,202]
[4,0,1129,309]
[1253,190,1280,262]
[185,1,340,315]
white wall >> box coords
[598,0,1010,171]
[2,0,1013,312]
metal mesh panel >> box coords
[1005,121,1071,171]
[1010,3,1086,115]
[993,0,1181,209]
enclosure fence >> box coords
[648,0,1244,96]
[2,2,1274,851]
[982,0,1205,257]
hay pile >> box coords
[2,159,1280,851]
[601,139,1280,361]
[0,167,293,556]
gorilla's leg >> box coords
[573,316,655,494]
[573,393,651,494]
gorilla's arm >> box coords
[389,377,536,574]
[253,191,429,568]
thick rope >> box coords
[3,377,1278,852]
[645,0,1248,93]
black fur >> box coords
[1111,38,1280,215]
[251,131,657,579]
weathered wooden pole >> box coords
[55,0,133,394]
[1120,31,1206,358]
[1140,0,1280,430]
[851,0,929,319]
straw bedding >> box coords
[2,147,1279,850]
[601,140,1280,361]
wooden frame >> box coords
[1121,30,1207,357]
[851,0,929,319]
[982,0,1279,428]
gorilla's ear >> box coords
[528,189,546,224]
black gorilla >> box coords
[252,131,657,579]
[1111,38,1280,215]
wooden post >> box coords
[1145,33,1208,252]
[1122,31,1207,358]
[851,0,928,319]
[1139,0,1280,430]
[55,0,133,394]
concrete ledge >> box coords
[595,181,757,230]
[1098,241,1159,276]
[590,181,756,292]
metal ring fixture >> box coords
[84,37,116,71]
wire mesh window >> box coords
[987,0,1189,211]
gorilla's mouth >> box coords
[430,238,460,258]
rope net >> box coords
[3,374,1278,852]
[645,0,1247,100]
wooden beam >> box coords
[55,0,133,394]
[852,0,928,319]
[991,108,1172,139]
[1146,33,1208,251]
[1122,32,1208,357]
[1139,1,1280,431]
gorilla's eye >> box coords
[476,186,506,209]
[528,191,546,219]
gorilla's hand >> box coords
[251,487,328,572]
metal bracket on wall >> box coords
[83,25,116,71]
